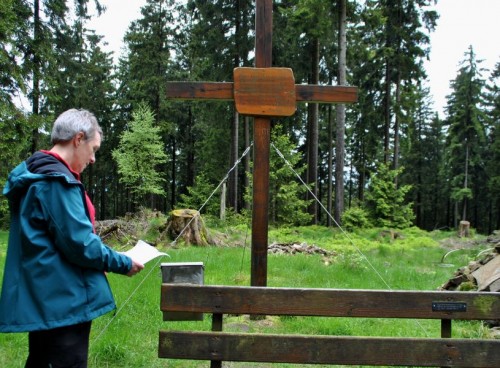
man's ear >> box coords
[73,131,85,147]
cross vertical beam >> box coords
[251,0,273,287]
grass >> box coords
[0,227,493,367]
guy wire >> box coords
[91,143,254,343]
[271,142,430,337]
[271,143,391,289]
[91,254,164,345]
[171,143,253,249]
[93,140,431,343]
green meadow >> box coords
[0,227,493,367]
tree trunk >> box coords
[306,38,320,224]
[220,182,226,220]
[166,209,213,246]
[458,220,470,238]
[358,138,367,203]
[383,1,394,166]
[244,116,251,211]
[100,174,106,220]
[186,107,195,188]
[334,0,347,225]
[170,137,176,209]
[228,110,239,211]
[384,60,392,164]
[327,105,333,227]
[462,142,469,220]
[393,71,401,174]
[31,0,41,153]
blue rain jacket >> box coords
[0,152,132,332]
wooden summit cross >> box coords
[166,0,357,287]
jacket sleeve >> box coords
[35,179,132,275]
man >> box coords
[0,109,144,367]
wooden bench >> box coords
[159,284,500,367]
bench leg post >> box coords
[210,313,223,368]
[440,318,452,368]
[441,318,451,338]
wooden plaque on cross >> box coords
[165,0,357,287]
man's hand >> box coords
[127,259,144,276]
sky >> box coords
[88,0,500,118]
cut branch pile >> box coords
[95,218,138,245]
[94,209,218,247]
[95,210,162,246]
[268,242,336,257]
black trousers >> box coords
[25,321,92,368]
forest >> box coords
[1,0,500,234]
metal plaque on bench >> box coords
[160,262,204,321]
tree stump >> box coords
[166,209,213,246]
[459,220,470,238]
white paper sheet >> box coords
[122,240,170,264]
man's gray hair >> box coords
[51,109,103,144]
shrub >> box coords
[341,206,372,230]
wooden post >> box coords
[210,313,223,368]
[251,0,273,287]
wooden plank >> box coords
[295,84,358,103]
[234,67,296,117]
[165,82,234,100]
[160,284,500,320]
[165,82,358,104]
[159,331,500,367]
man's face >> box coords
[74,132,101,173]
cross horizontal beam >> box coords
[165,82,357,104]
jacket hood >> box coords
[3,151,77,200]
[27,151,75,176]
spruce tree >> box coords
[244,125,313,226]
[112,103,168,208]
[444,46,487,228]
[485,61,500,230]
[365,162,415,228]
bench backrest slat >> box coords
[161,284,500,320]
[159,331,500,367]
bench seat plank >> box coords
[161,284,500,320]
[159,331,500,367]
